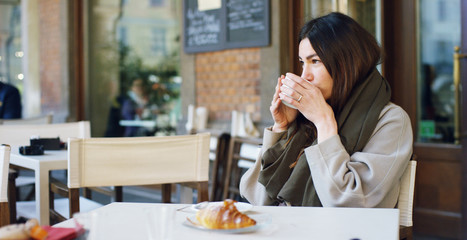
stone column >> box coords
[86,0,121,136]
[21,0,41,118]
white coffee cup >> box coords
[281,84,298,109]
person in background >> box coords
[240,12,413,208]
[121,78,151,136]
[0,81,22,119]
[104,94,126,137]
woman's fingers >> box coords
[283,73,311,90]
[279,85,301,102]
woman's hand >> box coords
[270,75,298,132]
[280,73,338,143]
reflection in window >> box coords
[88,1,180,137]
[118,27,128,47]
[150,0,164,7]
[0,3,23,92]
[438,0,446,21]
[115,1,180,136]
[417,0,460,143]
[151,28,167,56]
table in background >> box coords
[55,202,400,239]
[10,147,67,225]
[118,120,156,128]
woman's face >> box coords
[299,38,333,100]
[132,79,144,96]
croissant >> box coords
[195,199,256,229]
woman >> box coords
[121,78,151,136]
[239,12,413,208]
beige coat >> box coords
[239,103,413,208]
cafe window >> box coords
[151,28,167,56]
[417,0,460,143]
[118,26,128,47]
[150,0,164,7]
[0,2,23,93]
[87,1,181,137]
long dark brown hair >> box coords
[294,12,381,142]
[298,12,381,113]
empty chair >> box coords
[223,136,262,200]
[208,132,231,201]
[49,133,211,222]
[195,129,231,201]
[0,144,11,227]
[398,160,417,240]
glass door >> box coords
[413,0,466,238]
[417,0,461,144]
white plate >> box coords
[183,213,271,234]
[191,202,253,213]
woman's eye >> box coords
[299,60,304,66]
[311,59,321,64]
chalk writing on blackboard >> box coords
[227,0,266,31]
[226,0,269,47]
[186,8,221,47]
[183,0,269,53]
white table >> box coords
[10,147,67,225]
[119,120,156,128]
[55,202,400,239]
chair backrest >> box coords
[223,136,262,200]
[0,121,90,146]
[0,144,11,227]
[398,160,417,227]
[1,114,53,125]
[67,133,211,189]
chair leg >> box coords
[83,187,92,199]
[8,170,17,224]
[399,226,413,240]
[197,182,209,203]
[69,188,80,218]
[0,202,10,227]
[161,184,171,203]
[114,186,123,202]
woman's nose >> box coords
[301,66,312,81]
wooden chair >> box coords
[0,144,11,227]
[398,160,417,240]
[195,129,231,201]
[222,136,262,200]
[208,132,231,201]
[49,133,211,223]
[0,121,91,222]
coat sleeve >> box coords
[239,127,286,205]
[2,86,22,119]
[306,103,413,208]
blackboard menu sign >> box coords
[184,0,225,53]
[183,0,270,53]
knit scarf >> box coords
[258,69,391,206]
